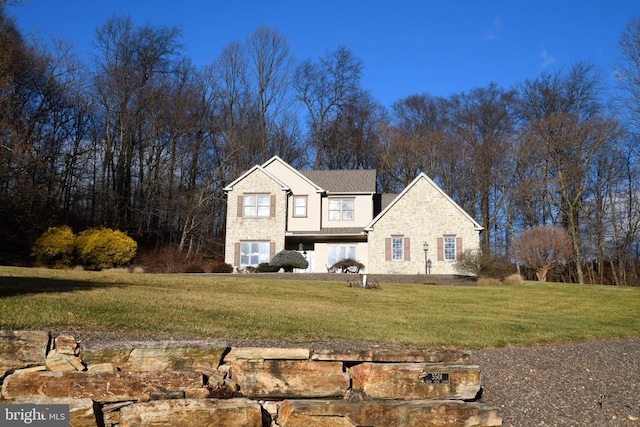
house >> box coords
[223,156,483,275]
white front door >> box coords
[294,250,314,273]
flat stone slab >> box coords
[118,398,264,427]
[80,340,228,371]
[224,347,310,361]
[311,348,471,363]
[277,399,503,427]
[230,360,349,399]
[350,363,481,400]
[0,330,49,373]
[1,370,203,403]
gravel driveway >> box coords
[472,338,640,426]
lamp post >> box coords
[423,242,429,275]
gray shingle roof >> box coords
[380,193,398,210]
[290,227,366,235]
[300,169,377,193]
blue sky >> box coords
[8,0,639,106]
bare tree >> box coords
[616,16,640,130]
[383,94,447,190]
[0,9,88,255]
[517,64,618,284]
[246,26,294,163]
[294,45,363,168]
[321,90,383,169]
[512,225,574,282]
[614,16,640,283]
[449,84,517,255]
[91,15,182,230]
[207,40,253,183]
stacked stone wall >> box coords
[1,330,502,426]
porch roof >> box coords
[286,227,366,237]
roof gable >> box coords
[301,169,377,193]
[222,165,289,192]
[365,173,483,231]
[261,155,324,193]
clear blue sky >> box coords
[8,0,639,106]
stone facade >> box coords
[0,331,502,426]
[224,156,482,275]
[224,167,289,268]
[366,176,481,275]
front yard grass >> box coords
[0,266,638,349]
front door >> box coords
[294,250,314,273]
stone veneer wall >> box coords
[224,169,288,268]
[0,331,502,427]
[367,177,481,275]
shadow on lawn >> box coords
[0,276,111,297]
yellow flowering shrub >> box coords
[31,226,76,269]
[76,227,137,270]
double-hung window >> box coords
[243,194,270,218]
[444,236,456,261]
[328,198,354,221]
[386,236,410,262]
[391,237,404,261]
[240,242,270,266]
[293,196,307,217]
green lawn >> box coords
[1,266,638,349]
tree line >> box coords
[1,6,639,284]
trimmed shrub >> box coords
[256,262,280,273]
[76,227,137,270]
[209,261,234,273]
[31,226,76,269]
[270,250,308,272]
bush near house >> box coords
[256,262,280,273]
[134,245,233,274]
[75,228,137,270]
[270,250,308,272]
[330,258,365,273]
[210,261,234,273]
[31,226,76,269]
[454,249,514,279]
